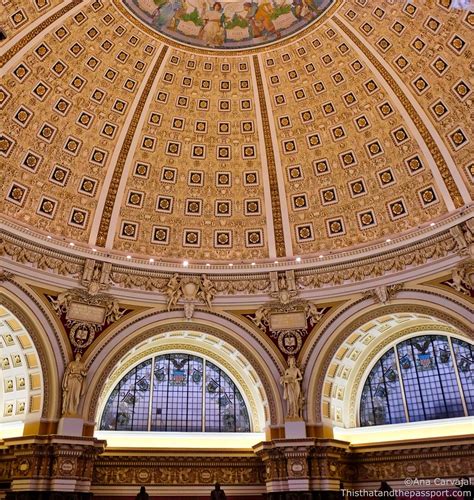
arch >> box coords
[98,350,253,433]
[82,309,285,429]
[358,333,473,427]
[303,289,473,427]
[0,282,66,425]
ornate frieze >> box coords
[92,455,264,486]
[0,219,471,297]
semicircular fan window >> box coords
[100,353,251,432]
[360,335,473,426]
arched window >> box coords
[100,353,251,432]
[360,335,473,426]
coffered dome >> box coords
[0,0,472,266]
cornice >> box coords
[1,210,471,297]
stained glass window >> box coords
[100,353,251,432]
[360,335,473,426]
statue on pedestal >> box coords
[280,356,304,419]
[211,482,226,500]
[61,353,87,417]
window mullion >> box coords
[202,359,207,432]
[380,356,393,424]
[448,336,469,416]
[394,345,410,423]
[147,356,156,432]
[431,337,449,417]
[410,341,428,420]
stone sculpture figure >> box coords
[198,274,216,310]
[61,353,87,417]
[166,273,182,310]
[280,356,303,419]
[305,302,323,326]
[252,306,270,330]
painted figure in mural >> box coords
[148,0,184,29]
[211,482,226,500]
[243,0,280,39]
[128,0,334,49]
[200,2,225,46]
[303,0,324,17]
[280,356,303,419]
[61,353,87,417]
[291,0,304,19]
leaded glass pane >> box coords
[151,354,203,432]
[205,361,250,432]
[100,353,250,433]
[360,348,405,426]
[397,336,464,421]
[99,359,152,431]
[360,335,472,427]
[453,339,474,415]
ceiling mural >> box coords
[124,0,334,49]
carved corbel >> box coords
[165,274,216,318]
[81,259,111,295]
[363,284,403,304]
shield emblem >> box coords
[400,354,411,369]
[458,358,470,372]
[154,367,166,382]
[207,379,219,393]
[417,353,433,370]
[439,349,450,363]
[171,368,186,385]
[385,367,397,382]
[192,369,202,383]
[375,385,386,398]
[137,376,149,392]
[219,393,231,407]
[122,392,135,405]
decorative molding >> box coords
[47,289,126,354]
[0,435,105,491]
[93,454,264,487]
[95,45,169,247]
[164,274,216,319]
[249,299,327,357]
[252,56,286,257]
[362,284,403,305]
[1,212,472,287]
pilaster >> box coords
[0,435,105,499]
[254,438,350,499]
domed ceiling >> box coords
[0,0,472,265]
